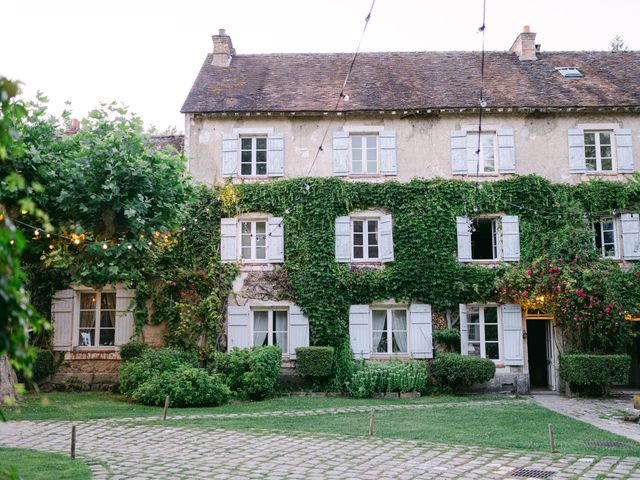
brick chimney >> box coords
[509,25,538,61]
[211,29,235,67]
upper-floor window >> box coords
[593,217,618,258]
[471,218,499,260]
[253,309,288,354]
[222,131,284,178]
[353,218,379,260]
[79,291,116,347]
[220,216,284,264]
[568,127,634,174]
[335,212,394,263]
[466,305,499,359]
[467,132,497,174]
[240,137,267,176]
[241,220,267,260]
[451,129,515,175]
[372,308,407,354]
[584,131,613,172]
[456,215,520,262]
[333,130,397,176]
[351,135,378,175]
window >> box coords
[555,67,583,78]
[253,309,288,354]
[467,306,499,360]
[351,135,378,174]
[471,218,499,260]
[240,220,267,260]
[352,218,379,260]
[78,291,116,347]
[467,132,496,174]
[593,217,618,258]
[240,137,267,176]
[372,308,408,354]
[584,131,613,172]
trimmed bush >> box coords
[295,347,334,378]
[332,341,355,392]
[348,361,428,398]
[433,328,460,352]
[215,346,282,400]
[119,339,149,362]
[559,354,631,396]
[432,353,495,392]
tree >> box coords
[610,35,629,52]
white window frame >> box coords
[466,304,502,361]
[467,131,497,174]
[239,136,268,176]
[77,290,117,348]
[471,217,500,261]
[371,307,409,355]
[584,130,615,172]
[351,217,380,261]
[251,308,289,354]
[350,134,379,175]
[593,217,619,259]
[239,219,268,261]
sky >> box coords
[2,0,639,132]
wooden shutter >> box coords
[501,215,521,262]
[268,217,284,263]
[220,218,238,263]
[615,129,634,173]
[267,133,285,177]
[349,305,370,359]
[227,305,250,351]
[409,303,432,359]
[451,131,467,175]
[501,303,524,366]
[222,133,239,177]
[379,214,394,262]
[459,304,468,355]
[568,129,586,173]
[335,216,351,262]
[289,305,309,360]
[456,217,472,262]
[52,289,74,351]
[621,213,640,260]
[379,131,397,175]
[115,288,136,346]
[332,131,349,176]
[497,129,516,173]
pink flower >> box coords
[604,307,611,313]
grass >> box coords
[0,448,91,480]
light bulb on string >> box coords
[127,244,133,250]
[73,238,80,245]
[102,243,108,250]
[9,239,15,245]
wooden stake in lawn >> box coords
[548,423,556,453]
[162,395,170,420]
[369,408,375,436]
[70,425,76,459]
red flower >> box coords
[604,307,611,314]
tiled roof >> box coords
[181,51,640,113]
[148,135,184,154]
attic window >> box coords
[555,67,583,78]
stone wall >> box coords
[50,351,121,388]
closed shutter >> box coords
[333,131,350,176]
[267,133,285,176]
[456,217,472,262]
[379,214,394,262]
[497,129,516,173]
[335,216,351,262]
[220,218,238,263]
[379,131,397,175]
[349,305,370,359]
[52,289,74,351]
[615,129,634,173]
[501,303,524,366]
[501,215,521,262]
[268,217,284,263]
[409,303,432,359]
[568,129,586,173]
[222,133,239,177]
[621,213,640,260]
[227,305,250,351]
[459,304,468,355]
[451,131,467,175]
[289,305,309,360]
[115,288,136,346]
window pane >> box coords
[366,160,377,174]
[256,163,267,175]
[367,220,378,233]
[366,136,377,149]
[604,243,616,257]
[274,332,288,353]
[586,158,597,171]
[601,157,613,171]
[598,132,611,145]
[256,138,267,149]
[584,132,595,145]
[368,246,379,258]
[253,332,268,347]
[256,150,267,163]
[351,136,363,149]
[101,293,115,310]
[353,221,363,233]
[241,163,252,175]
[100,310,115,328]
[352,160,363,173]
[467,306,480,323]
[273,311,287,332]
[486,342,499,360]
[241,222,251,234]
[392,331,407,353]
[254,311,268,332]
[484,307,498,324]
[241,150,252,162]
[603,230,615,245]
[80,311,95,328]
[241,138,252,149]
[584,145,596,158]
[392,310,407,331]
[353,246,364,258]
[372,310,387,331]
[484,324,498,342]
[600,145,611,159]
[351,148,362,161]
[80,293,96,310]
[79,329,94,346]
[353,233,364,246]
[373,331,387,353]
[99,329,115,346]
[471,219,495,260]
[468,342,481,357]
[468,324,480,342]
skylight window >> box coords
[555,67,584,78]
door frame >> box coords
[525,312,559,391]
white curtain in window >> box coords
[253,311,268,347]
[372,309,387,353]
[392,310,407,353]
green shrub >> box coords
[433,328,460,352]
[215,346,282,400]
[432,353,495,392]
[348,361,428,398]
[559,354,631,396]
[295,347,334,378]
[119,339,149,362]
[332,341,355,392]
[17,349,59,385]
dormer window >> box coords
[555,67,583,78]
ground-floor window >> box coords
[253,309,288,354]
[79,291,116,347]
[467,305,499,359]
[372,308,408,353]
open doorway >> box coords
[526,319,557,390]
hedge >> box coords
[559,354,631,396]
[214,346,282,400]
[432,353,495,392]
[295,346,334,378]
[348,361,428,398]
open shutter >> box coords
[615,129,634,173]
[227,305,250,351]
[268,217,284,263]
[379,131,397,175]
[568,129,586,173]
[349,305,370,359]
[497,129,516,173]
[220,218,238,263]
[459,304,468,355]
[115,288,136,346]
[335,216,351,262]
[333,131,349,176]
[289,305,309,359]
[501,303,524,366]
[52,290,74,351]
[380,214,394,262]
[222,133,239,177]
[451,131,467,175]
[409,303,432,359]
[621,213,640,260]
[456,217,472,262]
[267,133,285,176]
[501,215,521,262]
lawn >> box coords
[0,448,91,480]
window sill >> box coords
[459,259,501,265]
[239,262,278,272]
[370,354,411,360]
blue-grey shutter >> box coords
[568,129,586,173]
[380,214,394,262]
[501,215,520,262]
[268,217,284,263]
[333,131,349,176]
[621,213,640,260]
[220,218,237,263]
[615,129,634,173]
[497,129,516,173]
[502,303,524,366]
[349,305,370,359]
[451,131,468,175]
[267,133,285,177]
[289,305,309,359]
[227,305,250,351]
[335,216,351,262]
[456,217,472,262]
[409,303,432,359]
[459,304,468,355]
[52,289,74,351]
[222,134,239,177]
[115,288,136,346]
[379,131,397,175]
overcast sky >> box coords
[2,0,639,132]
